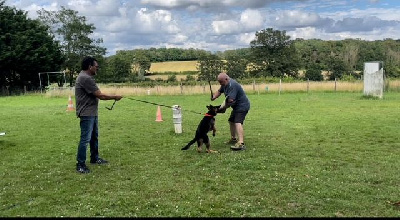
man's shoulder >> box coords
[77,71,90,78]
[76,72,93,83]
[230,79,242,88]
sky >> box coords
[4,0,400,56]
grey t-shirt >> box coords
[218,79,250,112]
[75,71,99,117]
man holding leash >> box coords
[75,56,123,174]
[211,72,250,151]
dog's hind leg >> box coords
[197,139,204,153]
[182,138,196,150]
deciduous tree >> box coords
[250,28,299,78]
[37,7,106,86]
[0,1,63,92]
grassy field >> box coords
[1,92,400,217]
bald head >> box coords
[217,72,230,86]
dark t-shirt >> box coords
[218,79,250,112]
[75,71,99,117]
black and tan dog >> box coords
[181,105,220,153]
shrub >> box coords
[305,64,323,81]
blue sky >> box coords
[5,0,400,56]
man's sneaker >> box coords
[76,163,90,174]
[90,158,108,165]
[230,142,246,151]
[225,138,237,145]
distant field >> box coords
[149,61,198,73]
[146,61,353,81]
[145,74,193,81]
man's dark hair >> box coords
[81,56,97,71]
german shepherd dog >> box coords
[181,105,220,153]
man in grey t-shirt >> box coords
[211,72,250,151]
[75,56,123,174]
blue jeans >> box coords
[77,116,99,165]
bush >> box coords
[167,75,177,82]
[305,65,323,81]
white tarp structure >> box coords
[363,61,384,98]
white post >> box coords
[279,78,282,95]
[172,105,182,134]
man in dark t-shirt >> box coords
[211,72,250,151]
[75,56,123,174]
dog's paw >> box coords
[212,133,215,137]
[197,147,202,153]
[207,149,219,153]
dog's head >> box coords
[206,105,221,116]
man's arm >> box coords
[94,90,122,101]
[211,90,221,101]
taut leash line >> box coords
[126,97,203,115]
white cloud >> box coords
[65,0,120,16]
[212,20,240,34]
[134,8,180,34]
[212,9,264,34]
[170,34,188,43]
[240,9,264,31]
[238,32,256,45]
[287,27,319,39]
[103,17,132,32]
[273,10,331,29]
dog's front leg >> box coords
[205,142,218,153]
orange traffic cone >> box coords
[66,95,75,112]
[155,105,163,122]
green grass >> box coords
[1,92,400,217]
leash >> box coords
[125,97,203,115]
[208,81,213,99]
[106,100,117,110]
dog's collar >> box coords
[204,113,214,117]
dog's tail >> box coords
[181,138,196,150]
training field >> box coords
[1,92,400,217]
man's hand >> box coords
[115,95,123,101]
[217,106,226,113]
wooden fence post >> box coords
[335,78,337,92]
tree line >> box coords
[1,1,400,94]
